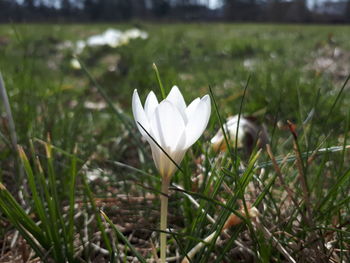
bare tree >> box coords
[346,0,350,22]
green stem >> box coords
[160,178,170,263]
[152,63,166,99]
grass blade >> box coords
[82,176,113,255]
[100,210,147,263]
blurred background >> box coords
[1,0,350,262]
[1,0,350,23]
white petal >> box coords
[166,86,187,121]
[150,100,186,151]
[185,98,200,123]
[150,130,186,179]
[184,95,211,148]
[210,129,224,152]
[132,89,150,137]
[150,143,173,178]
[149,142,161,171]
[172,130,187,160]
[210,130,223,144]
[210,116,249,151]
[144,91,159,120]
[227,117,248,146]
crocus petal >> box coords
[150,100,186,151]
[144,91,159,120]
[184,95,211,148]
[132,89,150,137]
[144,128,170,177]
[171,130,187,164]
[150,130,186,179]
[210,130,223,144]
[149,142,161,171]
[185,97,200,123]
[150,143,174,179]
[151,145,175,179]
[166,86,187,121]
[210,129,225,152]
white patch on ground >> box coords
[58,28,149,57]
[306,44,350,80]
[243,58,257,70]
[84,101,107,110]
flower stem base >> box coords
[160,178,170,263]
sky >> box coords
[203,0,341,9]
[200,0,224,9]
[15,0,341,10]
[16,0,223,9]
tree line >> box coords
[1,0,350,23]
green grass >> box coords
[0,23,349,262]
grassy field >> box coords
[0,23,350,262]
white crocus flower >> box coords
[132,86,211,179]
[211,115,248,151]
[210,115,269,153]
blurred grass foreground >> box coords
[0,23,350,262]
